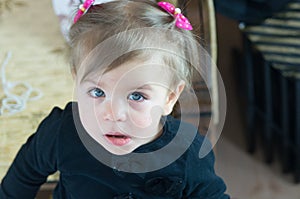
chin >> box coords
[103,144,135,156]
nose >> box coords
[102,99,126,122]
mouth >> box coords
[104,133,131,146]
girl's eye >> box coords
[128,92,146,102]
[88,88,105,98]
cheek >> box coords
[130,115,153,129]
[77,95,102,135]
[78,102,96,130]
[128,105,163,129]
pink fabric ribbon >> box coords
[73,0,193,31]
[157,1,193,30]
[74,0,95,23]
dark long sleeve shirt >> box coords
[0,102,229,199]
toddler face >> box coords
[75,58,184,155]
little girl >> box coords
[0,0,229,198]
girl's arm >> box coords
[0,107,64,198]
[183,136,230,199]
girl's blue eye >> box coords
[128,92,145,102]
[88,88,105,98]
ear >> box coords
[163,81,185,115]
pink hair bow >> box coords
[157,1,193,30]
[74,0,95,23]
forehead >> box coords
[78,48,164,78]
[82,57,174,88]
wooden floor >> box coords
[0,0,73,181]
[0,2,71,198]
[36,183,56,199]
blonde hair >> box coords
[69,0,200,89]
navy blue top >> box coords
[0,102,229,199]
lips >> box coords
[104,132,131,146]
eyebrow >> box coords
[135,84,154,91]
[82,79,106,87]
[82,79,154,91]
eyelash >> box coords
[128,92,148,102]
[88,88,105,98]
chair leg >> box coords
[244,36,256,153]
[294,79,300,183]
[263,61,273,164]
[280,74,291,172]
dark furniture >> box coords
[240,0,300,182]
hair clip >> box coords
[73,0,117,23]
[74,0,95,23]
[157,1,193,30]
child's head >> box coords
[69,0,200,155]
[69,0,199,88]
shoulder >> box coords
[166,116,214,165]
[165,115,199,140]
[30,102,75,144]
[47,101,74,119]
[39,102,74,127]
[155,116,229,198]
[164,116,213,164]
[36,101,72,122]
[165,115,206,151]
